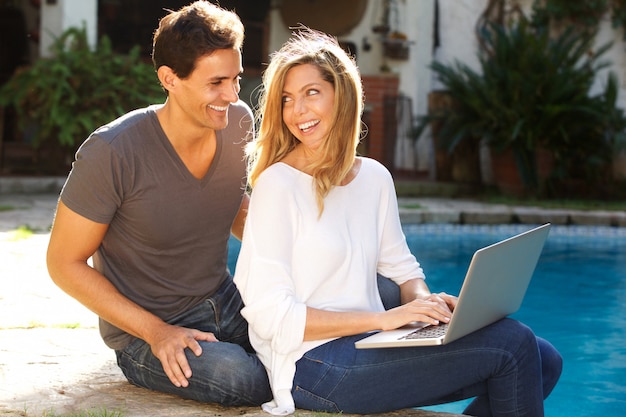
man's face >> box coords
[170,48,243,132]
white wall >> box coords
[40,0,97,57]
[431,0,483,88]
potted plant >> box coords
[415,15,618,197]
[0,26,164,173]
[551,71,626,198]
[383,31,411,60]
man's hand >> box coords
[148,324,219,387]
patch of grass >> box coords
[0,204,15,212]
[52,323,82,329]
[41,408,124,417]
[7,225,35,241]
[2,322,87,330]
[400,203,424,209]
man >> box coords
[46,1,271,406]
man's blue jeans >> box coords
[115,276,272,406]
[115,275,400,406]
[292,318,562,416]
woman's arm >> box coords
[303,278,456,340]
[400,278,457,310]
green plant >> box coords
[8,225,34,241]
[610,0,626,37]
[0,26,164,150]
[532,0,626,39]
[532,0,609,30]
[41,408,124,417]
[415,16,619,195]
[552,71,626,188]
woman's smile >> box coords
[298,119,320,133]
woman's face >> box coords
[281,64,335,151]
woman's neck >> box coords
[281,144,317,174]
[280,144,361,186]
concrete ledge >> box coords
[461,209,513,225]
[422,210,461,224]
[0,330,464,417]
[397,197,626,227]
[512,207,570,225]
[398,209,426,224]
[569,210,626,227]
[1,177,624,229]
[0,176,65,194]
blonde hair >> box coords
[247,28,364,215]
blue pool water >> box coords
[228,224,626,416]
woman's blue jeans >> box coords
[115,276,272,406]
[292,318,562,417]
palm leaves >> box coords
[416,16,624,192]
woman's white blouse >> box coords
[233,157,425,415]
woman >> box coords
[234,28,562,416]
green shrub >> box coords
[415,16,626,196]
[0,26,164,149]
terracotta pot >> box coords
[428,91,454,181]
[490,148,553,196]
[613,149,626,180]
[450,137,482,184]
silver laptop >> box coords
[355,223,551,349]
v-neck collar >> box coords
[149,108,223,186]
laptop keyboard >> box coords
[400,323,449,340]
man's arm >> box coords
[230,193,249,240]
[46,201,217,388]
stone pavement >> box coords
[1,178,624,417]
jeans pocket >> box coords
[115,338,155,387]
[293,385,341,413]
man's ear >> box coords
[157,66,177,93]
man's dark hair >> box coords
[152,1,244,79]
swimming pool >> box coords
[228,224,626,416]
